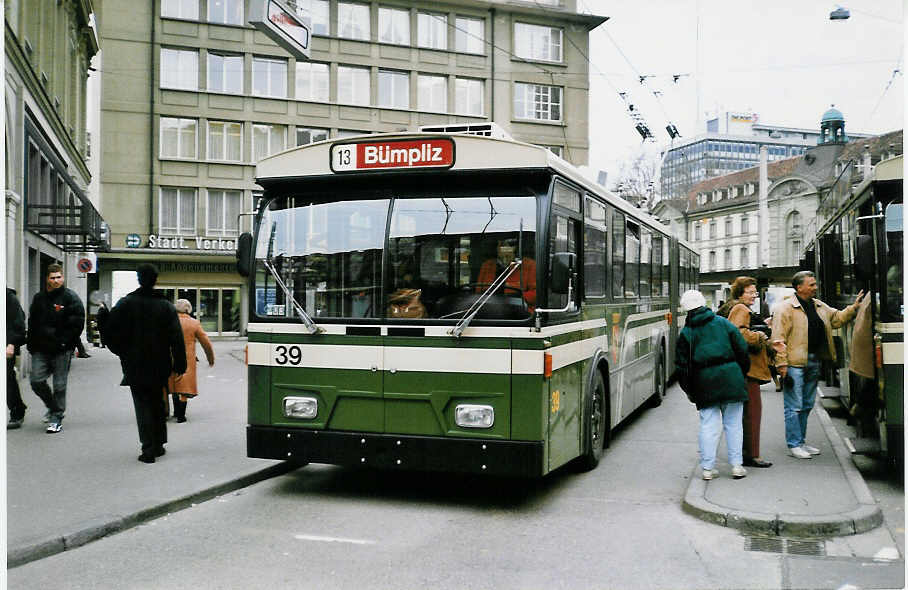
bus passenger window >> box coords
[625,221,640,297]
[584,198,607,297]
[885,203,903,320]
[611,209,625,297]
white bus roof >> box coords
[256,132,696,250]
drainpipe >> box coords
[489,8,495,122]
[758,146,769,267]
[148,0,156,236]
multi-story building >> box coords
[652,107,901,308]
[95,0,605,335]
[659,110,871,200]
[5,1,106,327]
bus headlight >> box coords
[455,404,494,428]
[283,396,318,419]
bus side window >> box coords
[548,214,579,311]
[652,235,662,297]
[611,209,625,298]
[625,220,640,297]
[640,228,652,298]
[583,197,607,298]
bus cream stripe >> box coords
[247,319,609,339]
[384,346,511,374]
[882,341,904,365]
[248,343,381,370]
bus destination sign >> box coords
[331,138,454,172]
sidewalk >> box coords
[682,382,883,537]
[6,340,294,568]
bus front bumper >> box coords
[247,426,545,477]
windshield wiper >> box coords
[448,259,522,338]
[263,222,322,334]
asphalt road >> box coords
[7,383,904,590]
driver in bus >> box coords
[476,238,537,312]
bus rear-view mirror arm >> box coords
[534,252,576,330]
[261,222,322,334]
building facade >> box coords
[95,0,605,335]
[5,1,105,335]
[659,110,871,200]
[652,108,901,309]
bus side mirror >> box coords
[854,235,874,282]
[551,252,575,294]
[237,232,254,277]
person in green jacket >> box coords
[676,290,751,481]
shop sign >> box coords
[147,234,237,251]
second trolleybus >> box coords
[237,130,699,477]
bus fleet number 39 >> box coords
[274,345,303,365]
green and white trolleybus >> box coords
[237,131,699,477]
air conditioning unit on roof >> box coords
[419,122,512,140]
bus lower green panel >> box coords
[510,374,546,441]
[383,371,510,438]
[248,364,271,425]
[548,360,583,471]
[884,364,904,426]
[270,367,383,432]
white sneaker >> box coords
[702,468,719,480]
[731,465,747,479]
[789,446,812,459]
[802,444,821,455]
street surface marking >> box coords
[294,534,376,545]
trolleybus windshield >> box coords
[254,194,537,321]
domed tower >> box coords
[818,105,848,144]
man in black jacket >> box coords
[7,288,27,428]
[27,264,85,434]
[104,264,186,463]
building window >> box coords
[741,214,749,234]
[160,117,197,159]
[541,145,563,157]
[206,189,242,237]
[161,48,198,90]
[709,251,716,271]
[455,77,483,116]
[724,217,732,237]
[514,22,562,62]
[252,57,287,98]
[160,187,197,235]
[418,74,446,112]
[336,129,369,138]
[296,127,328,146]
[207,52,243,94]
[338,65,370,106]
[379,6,410,45]
[709,220,716,239]
[723,249,731,269]
[378,70,409,109]
[208,0,243,25]
[791,239,801,266]
[694,223,701,241]
[295,62,329,102]
[253,124,287,161]
[455,16,484,54]
[789,210,801,232]
[418,12,447,50]
[740,246,748,268]
[207,121,242,161]
[513,82,561,121]
[303,0,329,36]
[162,0,199,20]
[338,2,370,41]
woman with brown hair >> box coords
[718,277,775,468]
[168,299,215,423]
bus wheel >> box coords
[575,370,608,472]
[648,350,665,408]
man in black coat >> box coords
[104,264,186,463]
[27,264,85,433]
[7,288,27,428]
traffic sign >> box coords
[249,0,311,60]
[77,258,93,273]
[125,234,142,248]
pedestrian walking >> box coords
[770,271,864,459]
[676,290,751,481]
[718,277,782,468]
[27,264,85,434]
[168,299,215,423]
[7,288,28,429]
[104,264,186,463]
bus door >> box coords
[546,182,583,471]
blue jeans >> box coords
[30,350,73,423]
[699,401,744,470]
[783,354,821,448]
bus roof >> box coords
[256,132,695,250]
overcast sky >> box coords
[578,0,904,183]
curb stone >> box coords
[8,462,299,568]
